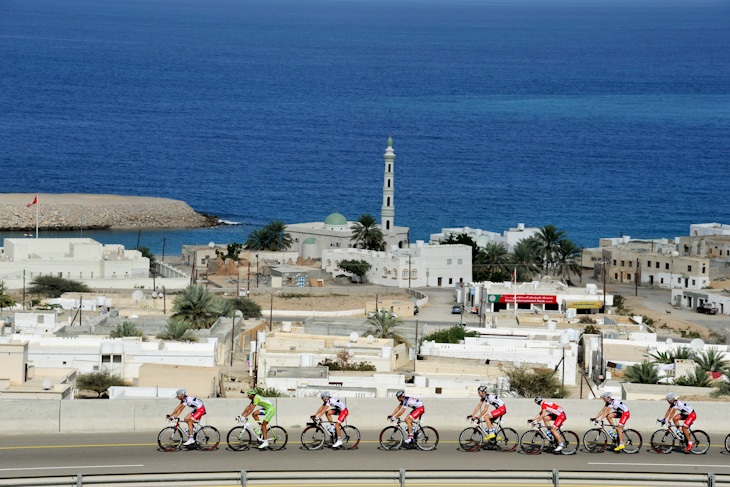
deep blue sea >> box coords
[2,0,729,255]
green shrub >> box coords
[28,275,90,298]
[77,370,127,398]
[505,366,567,398]
[422,325,479,344]
[248,386,286,397]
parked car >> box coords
[697,304,719,315]
[451,305,462,314]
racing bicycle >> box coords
[459,416,518,452]
[158,416,220,451]
[583,419,642,454]
[379,417,439,451]
[650,419,710,454]
[227,416,288,451]
[300,417,360,450]
[520,421,578,455]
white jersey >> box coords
[672,400,693,415]
[607,399,629,413]
[181,395,204,411]
[326,397,347,410]
[404,397,423,409]
[482,394,505,408]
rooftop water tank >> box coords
[300,353,313,367]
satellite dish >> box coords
[132,290,144,300]
[42,379,52,390]
[543,315,549,322]
[158,293,164,298]
[666,338,673,345]
[152,291,158,298]
[234,310,243,318]
[690,338,705,352]
[208,242,215,248]
[367,335,375,344]
[110,310,119,318]
[349,332,359,342]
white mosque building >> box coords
[287,136,409,260]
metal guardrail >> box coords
[0,470,727,487]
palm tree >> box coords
[510,238,540,281]
[476,242,510,281]
[674,367,712,387]
[262,220,292,251]
[623,360,660,384]
[110,322,142,338]
[157,319,196,341]
[534,225,566,274]
[650,347,696,364]
[245,228,270,251]
[350,214,384,250]
[172,285,218,329]
[695,349,728,374]
[554,239,582,282]
[366,310,411,347]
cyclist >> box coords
[312,391,348,448]
[389,390,424,445]
[168,388,205,446]
[468,385,506,440]
[529,397,565,452]
[591,392,630,451]
[240,389,276,449]
[661,392,695,452]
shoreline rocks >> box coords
[0,194,218,231]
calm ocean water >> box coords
[1,0,729,255]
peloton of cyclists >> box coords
[240,389,276,449]
[529,397,565,452]
[168,388,205,446]
[591,392,630,451]
[312,391,349,448]
[389,390,424,445]
[468,385,506,440]
[661,392,696,452]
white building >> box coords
[690,223,730,237]
[672,288,730,315]
[322,241,472,288]
[12,310,63,334]
[429,223,540,252]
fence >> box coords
[0,470,726,487]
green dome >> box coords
[302,237,317,244]
[324,212,347,226]
[387,135,393,147]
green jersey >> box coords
[252,394,274,411]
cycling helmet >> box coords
[477,385,488,393]
[395,390,405,399]
[666,392,676,401]
[320,391,330,399]
[246,389,256,396]
[601,392,612,399]
[534,396,543,405]
[176,388,186,397]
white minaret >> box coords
[381,135,395,233]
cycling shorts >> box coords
[489,405,507,419]
[256,407,275,422]
[613,410,630,426]
[332,408,349,423]
[190,406,206,421]
[409,406,425,420]
[548,413,566,428]
[680,411,696,427]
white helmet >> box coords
[395,390,405,399]
[666,392,676,401]
[477,385,488,393]
[320,391,330,399]
[601,392,612,399]
[176,388,186,397]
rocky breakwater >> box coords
[0,194,218,230]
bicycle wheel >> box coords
[341,425,360,449]
[379,426,403,450]
[157,426,183,451]
[690,430,710,455]
[622,429,642,454]
[650,429,674,454]
[520,430,544,454]
[195,426,220,451]
[226,426,252,451]
[458,427,483,452]
[582,428,608,453]
[725,433,730,453]
[560,430,579,455]
[415,426,439,451]
[300,426,326,450]
[495,427,519,452]
[267,426,288,451]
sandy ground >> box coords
[245,291,409,311]
[622,294,720,339]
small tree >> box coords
[172,285,218,329]
[674,367,712,388]
[28,275,90,298]
[216,242,243,262]
[157,319,196,341]
[366,310,410,347]
[0,281,15,310]
[110,322,142,338]
[623,360,660,384]
[76,370,127,398]
[422,325,479,344]
[338,260,372,282]
[505,366,567,398]
[247,386,286,397]
[231,297,262,319]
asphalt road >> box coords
[2,430,730,479]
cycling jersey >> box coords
[181,395,204,411]
[325,397,348,411]
[482,394,505,409]
[252,394,274,411]
[403,397,423,409]
[607,399,629,413]
[541,401,564,416]
[672,400,693,415]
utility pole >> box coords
[162,237,166,262]
[256,254,259,288]
[414,319,419,373]
[602,259,607,312]
[22,270,26,310]
[136,229,141,249]
[247,261,251,294]
[162,286,166,315]
[269,293,273,331]
[635,258,639,296]
[236,268,240,297]
[79,294,83,327]
[408,254,411,289]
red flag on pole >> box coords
[27,195,37,207]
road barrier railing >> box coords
[0,470,727,487]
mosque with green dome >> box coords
[286,137,410,260]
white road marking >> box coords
[588,462,730,468]
[0,464,143,472]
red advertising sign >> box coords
[487,294,558,304]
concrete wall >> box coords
[4,397,730,434]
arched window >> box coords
[327,259,332,267]
[388,164,391,172]
[411,269,418,279]
[382,267,388,278]
[335,260,340,271]
[392,268,398,279]
[387,179,391,188]
[402,269,408,279]
[386,221,390,230]
[387,197,390,206]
